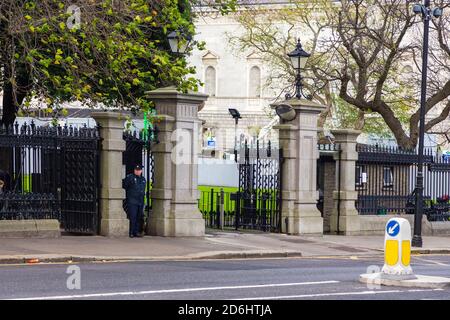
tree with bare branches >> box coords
[228,0,450,148]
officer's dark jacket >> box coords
[122,173,146,205]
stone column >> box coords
[272,99,325,235]
[146,86,208,237]
[91,111,129,237]
[330,129,361,235]
[273,123,297,234]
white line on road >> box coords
[413,257,450,267]
[8,280,340,300]
[234,288,444,300]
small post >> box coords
[220,188,225,230]
[210,188,215,228]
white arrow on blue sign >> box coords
[386,220,400,237]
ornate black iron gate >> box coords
[0,122,101,234]
[235,140,282,232]
[60,127,101,234]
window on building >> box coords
[205,66,216,97]
[383,166,394,188]
[356,165,367,187]
[249,66,261,98]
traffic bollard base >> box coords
[360,272,450,289]
[379,271,417,281]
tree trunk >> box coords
[0,62,31,190]
[1,62,32,126]
[1,83,17,127]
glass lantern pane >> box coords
[168,38,179,54]
[290,56,299,70]
[300,56,308,69]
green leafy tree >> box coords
[0,0,237,125]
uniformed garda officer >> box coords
[123,164,146,238]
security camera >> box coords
[275,104,296,122]
[413,4,423,15]
[433,7,443,18]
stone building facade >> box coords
[189,3,289,157]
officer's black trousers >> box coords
[128,203,143,236]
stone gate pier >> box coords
[146,87,208,237]
[272,98,325,235]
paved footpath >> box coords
[1,256,450,300]
[1,230,450,264]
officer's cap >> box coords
[134,164,143,170]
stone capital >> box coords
[273,124,298,131]
[146,86,208,106]
[271,98,326,117]
[91,111,127,128]
[331,129,361,143]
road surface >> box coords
[1,255,450,300]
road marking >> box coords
[413,257,450,267]
[8,280,340,300]
[234,288,444,300]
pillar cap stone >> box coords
[91,111,128,121]
[270,98,326,114]
[273,123,298,130]
[146,86,208,104]
[331,129,361,142]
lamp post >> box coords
[412,1,443,248]
[287,38,310,99]
[143,30,192,141]
[228,108,242,161]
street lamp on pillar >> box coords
[228,108,241,162]
[142,31,192,142]
[411,1,443,248]
[168,30,193,55]
[288,38,311,100]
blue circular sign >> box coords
[386,220,400,237]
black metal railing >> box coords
[236,140,282,232]
[318,143,340,152]
[199,140,283,232]
[0,192,59,220]
[199,189,237,229]
[0,121,101,233]
[355,144,450,220]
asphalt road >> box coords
[1,255,450,300]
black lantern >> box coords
[287,38,310,99]
[288,39,310,71]
[167,31,192,54]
